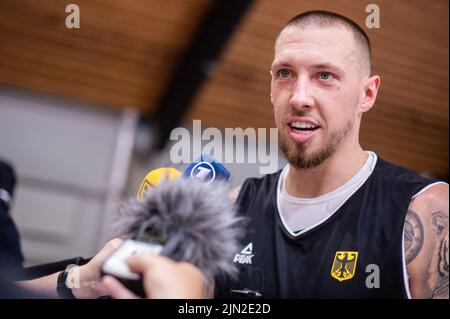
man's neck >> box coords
[285,145,368,198]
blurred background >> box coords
[0,0,448,265]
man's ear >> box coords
[360,75,381,113]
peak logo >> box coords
[233,243,254,264]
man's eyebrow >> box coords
[310,63,344,74]
[271,62,291,70]
[271,61,345,75]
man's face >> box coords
[271,25,366,169]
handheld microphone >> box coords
[136,154,230,199]
[183,154,230,183]
[137,167,181,199]
[102,177,241,297]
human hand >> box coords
[71,238,123,299]
[102,253,205,299]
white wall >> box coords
[0,86,133,265]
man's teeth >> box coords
[290,122,318,129]
[294,129,314,135]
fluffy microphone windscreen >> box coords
[114,177,242,280]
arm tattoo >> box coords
[404,209,424,264]
[430,211,448,299]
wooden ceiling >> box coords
[0,0,210,110]
[0,0,448,177]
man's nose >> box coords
[290,78,314,110]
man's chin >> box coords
[282,145,333,170]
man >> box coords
[215,10,448,299]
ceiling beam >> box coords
[141,0,254,150]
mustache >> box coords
[290,109,309,117]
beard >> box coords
[279,118,354,170]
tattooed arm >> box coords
[404,183,449,299]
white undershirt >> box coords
[277,151,377,235]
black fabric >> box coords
[0,276,51,299]
[215,157,436,299]
[0,160,24,270]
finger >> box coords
[93,238,124,265]
[104,238,124,255]
[126,253,161,273]
[102,276,139,299]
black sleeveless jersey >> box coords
[215,158,436,299]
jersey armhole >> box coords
[411,181,448,199]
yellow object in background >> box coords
[137,167,182,199]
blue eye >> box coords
[319,72,333,80]
[279,69,290,78]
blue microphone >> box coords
[183,154,230,184]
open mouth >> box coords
[289,121,321,135]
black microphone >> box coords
[102,177,241,297]
[0,160,24,270]
[0,160,15,211]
